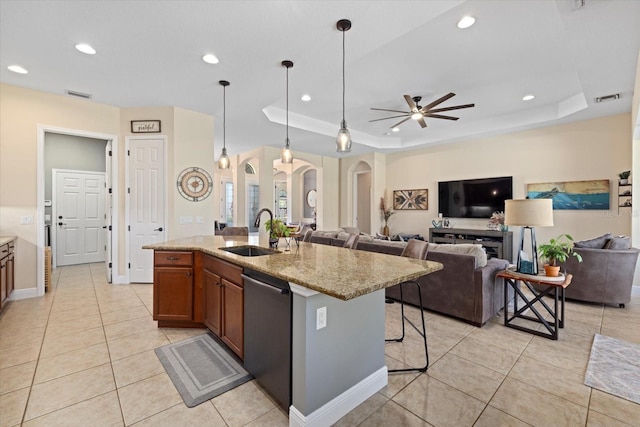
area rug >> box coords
[155,333,252,407]
[584,334,640,404]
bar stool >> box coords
[386,239,430,373]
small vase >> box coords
[620,179,629,185]
[500,224,509,232]
[383,225,389,236]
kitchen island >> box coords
[144,235,442,427]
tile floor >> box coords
[1,263,639,426]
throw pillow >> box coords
[603,236,631,250]
[574,233,612,249]
[374,232,390,241]
[427,243,488,268]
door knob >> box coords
[58,215,63,219]
[154,227,163,232]
[58,222,66,226]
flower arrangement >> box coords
[380,197,394,225]
[488,211,507,231]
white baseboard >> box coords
[289,366,388,427]
[112,276,129,285]
[9,287,39,300]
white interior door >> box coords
[128,138,165,283]
[54,170,106,266]
[105,140,113,282]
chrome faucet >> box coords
[254,208,278,248]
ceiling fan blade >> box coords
[417,118,427,128]
[426,104,475,114]
[369,114,409,123]
[424,114,459,121]
[390,117,412,128]
[420,92,456,113]
[370,107,410,114]
[404,95,418,112]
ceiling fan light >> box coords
[411,111,424,120]
[336,120,352,153]
[218,147,230,170]
[457,16,476,29]
[281,139,293,163]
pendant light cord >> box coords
[342,28,346,123]
[222,85,226,150]
[286,65,289,141]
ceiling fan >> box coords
[370,93,475,129]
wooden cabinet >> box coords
[203,268,222,335]
[201,254,244,358]
[1,239,16,310]
[153,251,200,325]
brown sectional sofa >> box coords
[309,230,510,326]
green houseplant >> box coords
[538,234,582,277]
[264,218,290,239]
[619,170,631,185]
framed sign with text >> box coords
[131,120,161,133]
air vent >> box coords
[594,93,620,103]
[65,89,92,99]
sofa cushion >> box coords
[427,243,487,268]
[603,235,631,250]
[574,233,612,249]
[312,230,340,239]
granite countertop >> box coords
[143,235,443,301]
[0,236,17,246]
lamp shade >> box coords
[504,199,553,227]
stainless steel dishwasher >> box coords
[242,269,292,410]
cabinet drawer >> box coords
[154,251,193,266]
[0,244,8,260]
[201,254,243,285]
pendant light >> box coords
[217,80,231,170]
[281,60,294,164]
[336,19,352,153]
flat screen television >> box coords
[438,176,513,218]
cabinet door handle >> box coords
[166,256,180,261]
[186,272,192,277]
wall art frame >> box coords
[131,120,161,133]
[526,180,610,210]
[393,189,428,210]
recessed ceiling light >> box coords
[457,16,476,29]
[391,127,400,132]
[301,94,311,102]
[8,65,28,74]
[75,43,96,55]
[522,94,535,101]
[202,54,219,64]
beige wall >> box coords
[631,48,640,280]
[0,84,215,292]
[0,84,120,291]
[385,114,633,272]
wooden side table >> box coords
[497,270,573,340]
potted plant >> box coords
[264,218,290,248]
[538,234,583,277]
[619,170,631,185]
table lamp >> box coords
[504,199,554,275]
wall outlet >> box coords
[316,306,327,330]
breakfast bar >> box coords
[144,235,442,427]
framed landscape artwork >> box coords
[393,189,428,210]
[526,180,610,210]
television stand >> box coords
[429,227,513,262]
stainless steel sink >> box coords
[220,245,281,257]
